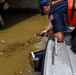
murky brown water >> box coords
[0,11,49,75]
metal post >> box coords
[55,38,58,55]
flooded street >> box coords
[0,11,49,75]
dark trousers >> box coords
[71,28,76,53]
[71,28,76,40]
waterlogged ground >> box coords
[0,11,49,75]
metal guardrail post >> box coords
[55,38,58,56]
[52,38,58,65]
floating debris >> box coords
[1,40,5,43]
[34,35,36,36]
[37,37,40,39]
[26,43,28,46]
[20,47,23,49]
[19,71,22,74]
[14,70,22,75]
[0,52,3,55]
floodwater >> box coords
[0,10,49,75]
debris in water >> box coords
[20,47,23,49]
[1,40,5,43]
[26,43,28,46]
[0,52,3,55]
[14,70,22,75]
[34,35,36,36]
[37,37,40,39]
[19,71,22,74]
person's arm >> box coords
[41,22,53,35]
[48,30,64,41]
[48,14,65,41]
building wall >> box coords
[0,0,5,3]
[7,0,39,9]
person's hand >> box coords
[41,30,48,36]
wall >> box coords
[7,0,39,9]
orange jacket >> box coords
[67,0,76,27]
[52,0,76,27]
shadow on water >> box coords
[0,8,40,30]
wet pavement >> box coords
[0,10,49,75]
